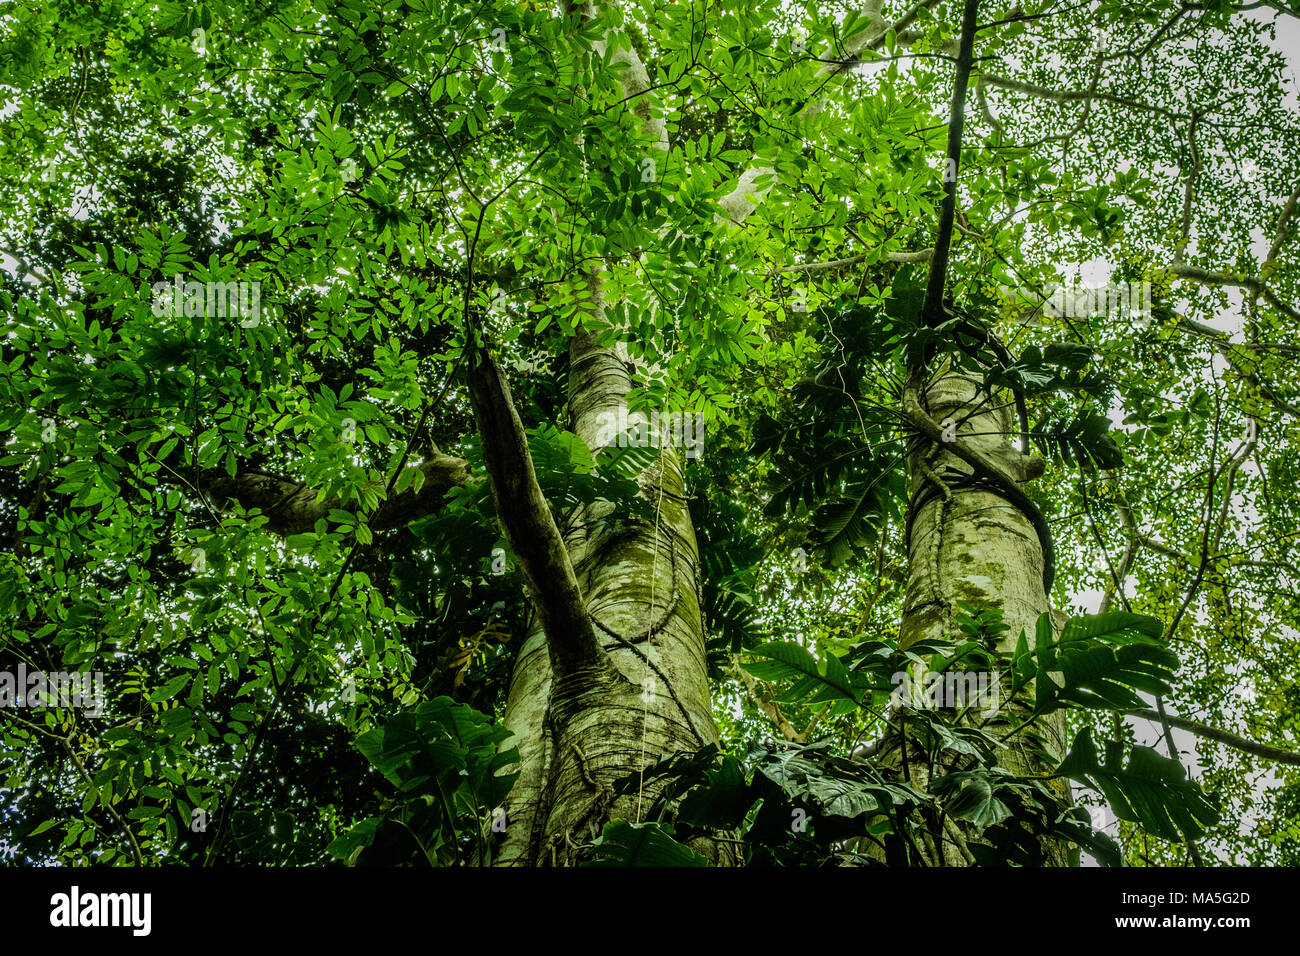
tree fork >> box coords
[466,340,619,686]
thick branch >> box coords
[197,452,471,535]
[1118,707,1300,767]
[1169,262,1300,325]
[920,0,980,331]
[979,73,1190,122]
[466,344,615,683]
[1265,177,1300,265]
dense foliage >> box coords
[1,0,1297,865]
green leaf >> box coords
[1037,612,1177,711]
[326,816,384,862]
[151,674,191,703]
[1059,611,1163,643]
[743,641,860,704]
[1056,728,1220,842]
[584,820,708,866]
[932,772,1013,828]
[354,697,518,807]
[807,470,900,566]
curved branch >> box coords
[195,452,472,535]
[467,344,615,683]
[1119,707,1300,766]
[979,72,1191,122]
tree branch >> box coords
[1265,177,1300,265]
[920,0,980,330]
[194,452,472,535]
[1169,262,1300,325]
[1119,707,1300,766]
[466,344,615,683]
[978,73,1191,122]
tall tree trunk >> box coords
[878,364,1071,865]
[490,0,971,866]
[490,0,733,866]
[495,290,728,866]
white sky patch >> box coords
[1250,7,1300,112]
[1071,586,1104,615]
[1075,257,1113,287]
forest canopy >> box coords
[1,0,1298,868]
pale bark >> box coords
[494,289,728,865]
[467,346,617,682]
[494,0,1011,867]
[876,366,1071,865]
[491,0,735,866]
